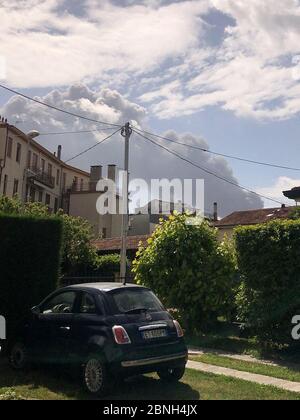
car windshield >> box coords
[110,288,163,314]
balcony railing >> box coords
[65,182,121,195]
[66,181,100,193]
[27,166,55,189]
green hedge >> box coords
[235,220,300,347]
[0,214,62,343]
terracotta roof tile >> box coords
[215,206,296,228]
[93,235,150,251]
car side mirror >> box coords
[31,306,41,316]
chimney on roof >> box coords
[57,145,62,160]
[213,202,218,222]
[90,165,102,182]
[108,164,116,182]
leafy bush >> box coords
[235,220,300,348]
[0,390,24,400]
[0,214,62,343]
[58,211,98,276]
[133,214,237,332]
[95,254,121,276]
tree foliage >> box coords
[133,214,237,331]
[289,207,300,220]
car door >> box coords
[70,292,109,364]
[31,290,78,364]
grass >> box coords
[190,354,300,383]
[186,321,300,363]
[186,322,262,358]
[0,362,299,400]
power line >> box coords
[39,128,117,136]
[0,84,122,128]
[132,129,284,206]
[65,128,121,164]
[134,127,300,172]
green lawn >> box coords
[0,363,299,400]
[186,323,262,358]
[190,354,300,383]
[186,321,300,364]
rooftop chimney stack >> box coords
[213,202,218,222]
[108,164,117,183]
[90,165,103,182]
[57,145,62,160]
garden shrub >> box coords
[235,220,300,348]
[133,214,237,332]
[0,214,62,343]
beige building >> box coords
[0,120,90,212]
[69,164,123,238]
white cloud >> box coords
[140,0,300,120]
[256,176,300,206]
[0,0,210,88]
[1,84,263,216]
[2,1,300,120]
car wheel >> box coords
[157,366,186,383]
[9,342,28,370]
[82,357,110,396]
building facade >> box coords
[68,164,123,238]
[0,121,90,212]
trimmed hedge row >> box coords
[0,214,62,342]
[235,220,300,347]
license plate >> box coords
[142,329,167,340]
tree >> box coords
[289,207,300,220]
[132,214,237,332]
[0,196,98,276]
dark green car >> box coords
[9,283,188,396]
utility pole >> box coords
[120,122,132,285]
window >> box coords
[45,194,51,206]
[42,291,77,314]
[41,159,45,173]
[16,143,21,163]
[38,191,43,203]
[110,289,164,315]
[80,178,84,191]
[32,153,38,170]
[48,163,52,176]
[102,228,107,239]
[27,150,32,168]
[7,137,13,158]
[3,175,8,196]
[79,293,97,314]
[54,198,58,213]
[56,169,60,186]
[30,187,35,202]
[13,179,19,195]
[62,173,67,189]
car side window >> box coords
[79,293,97,314]
[42,291,76,314]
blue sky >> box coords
[1,0,300,215]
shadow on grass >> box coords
[0,360,199,400]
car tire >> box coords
[82,356,111,396]
[157,366,186,383]
[9,342,29,370]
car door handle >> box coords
[60,326,71,331]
